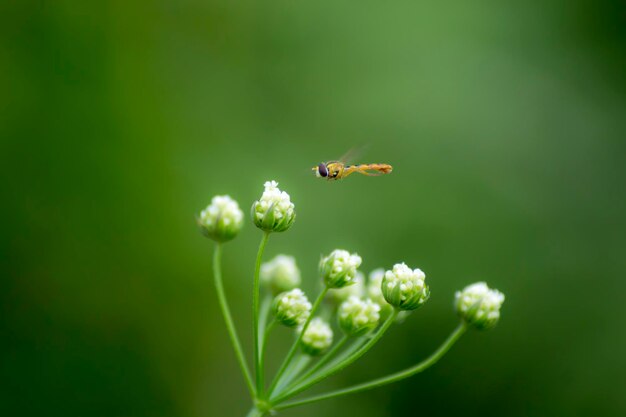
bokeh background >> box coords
[2,0,626,416]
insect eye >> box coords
[318,163,328,177]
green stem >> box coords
[272,309,399,403]
[258,294,272,342]
[274,322,468,410]
[275,354,311,393]
[212,244,255,396]
[264,319,276,345]
[254,232,271,396]
[258,295,273,383]
[260,318,276,379]
[245,407,266,417]
[267,287,329,396]
[322,336,368,370]
[273,353,301,393]
[290,335,349,388]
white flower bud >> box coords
[328,271,365,304]
[367,268,387,306]
[382,263,430,311]
[261,255,301,294]
[273,289,312,328]
[320,249,362,288]
[369,268,414,322]
[338,296,381,337]
[455,282,505,330]
[197,195,243,242]
[300,317,333,356]
[252,180,296,233]
[367,268,395,318]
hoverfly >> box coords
[312,149,393,180]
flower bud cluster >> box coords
[252,181,295,233]
[455,282,505,330]
[300,317,333,356]
[261,255,301,294]
[328,271,365,304]
[320,249,362,289]
[382,263,430,311]
[367,268,390,306]
[338,296,381,336]
[273,289,312,328]
[197,195,244,242]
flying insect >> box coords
[312,159,392,181]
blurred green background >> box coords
[2,0,626,416]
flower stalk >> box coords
[267,287,329,396]
[273,322,468,410]
[292,335,349,387]
[271,308,399,403]
[253,232,271,396]
[212,244,255,396]
[274,354,311,394]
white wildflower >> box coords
[197,195,243,242]
[382,263,430,311]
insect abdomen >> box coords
[361,163,392,174]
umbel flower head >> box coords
[338,296,381,337]
[328,271,365,304]
[261,255,301,294]
[320,249,362,289]
[273,289,312,328]
[300,317,333,356]
[382,263,430,311]
[455,282,505,330]
[197,195,244,242]
[252,180,296,233]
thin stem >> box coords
[322,336,368,370]
[264,319,276,343]
[245,407,266,417]
[212,244,255,396]
[289,336,370,390]
[275,354,311,393]
[274,322,468,410]
[267,287,329,396]
[272,309,399,403]
[258,293,272,342]
[290,335,349,388]
[260,318,276,378]
[254,232,271,396]
[273,353,302,393]
[258,294,273,387]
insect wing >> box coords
[337,145,369,165]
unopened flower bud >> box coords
[328,271,365,304]
[320,249,362,289]
[261,255,301,294]
[382,263,430,311]
[367,268,390,307]
[252,180,296,233]
[338,296,381,336]
[273,289,312,328]
[300,317,333,356]
[369,268,412,322]
[455,282,505,330]
[197,195,243,242]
